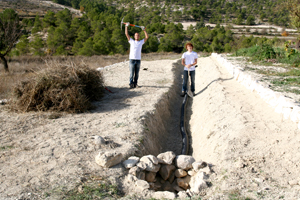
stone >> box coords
[159,164,176,180]
[153,191,176,199]
[288,180,299,186]
[123,156,140,169]
[136,161,147,170]
[168,171,175,183]
[95,151,123,168]
[139,156,161,172]
[157,151,176,164]
[92,135,105,146]
[128,166,145,180]
[185,189,195,197]
[78,185,83,193]
[177,175,191,190]
[140,155,159,165]
[175,169,187,178]
[199,166,211,175]
[0,99,8,105]
[145,171,156,182]
[162,181,175,192]
[137,170,146,180]
[188,169,196,176]
[129,166,140,176]
[172,181,184,192]
[177,191,189,199]
[125,174,138,183]
[149,182,162,191]
[175,155,195,170]
[192,161,207,171]
[189,171,208,194]
[135,180,150,192]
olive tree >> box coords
[0,9,22,72]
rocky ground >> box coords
[1,55,300,199]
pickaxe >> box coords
[121,17,146,30]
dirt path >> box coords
[0,59,181,199]
[190,56,300,199]
[1,56,300,199]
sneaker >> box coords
[129,83,134,89]
[134,84,139,88]
[193,92,196,96]
[180,91,186,97]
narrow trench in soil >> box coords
[140,60,192,157]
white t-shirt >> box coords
[129,38,145,60]
[182,51,198,71]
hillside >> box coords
[0,0,296,59]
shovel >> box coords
[121,17,146,30]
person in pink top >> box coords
[181,42,198,97]
[125,22,149,89]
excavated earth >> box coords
[1,55,300,199]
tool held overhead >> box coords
[121,17,146,30]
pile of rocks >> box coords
[122,151,211,199]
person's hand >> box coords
[125,22,130,27]
[140,26,145,31]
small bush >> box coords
[236,44,277,61]
[11,61,105,113]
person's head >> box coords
[185,42,193,52]
[134,32,140,41]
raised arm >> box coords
[125,24,130,41]
[143,29,149,43]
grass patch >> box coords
[233,44,300,95]
[64,182,122,200]
[227,189,253,200]
[0,145,13,150]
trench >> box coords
[123,59,195,195]
[139,59,192,157]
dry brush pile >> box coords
[10,61,105,113]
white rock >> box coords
[123,156,140,168]
[136,161,147,170]
[135,180,150,192]
[0,99,8,105]
[157,151,176,164]
[95,151,123,168]
[141,155,159,165]
[189,171,208,194]
[139,156,160,172]
[175,155,195,170]
[125,174,138,183]
[188,169,197,176]
[288,180,299,186]
[177,191,189,199]
[192,161,207,171]
[92,135,105,145]
[153,191,176,199]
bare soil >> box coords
[1,55,300,199]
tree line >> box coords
[1,0,299,72]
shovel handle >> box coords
[123,23,146,29]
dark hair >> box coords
[185,42,193,49]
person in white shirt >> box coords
[181,42,198,97]
[125,22,149,88]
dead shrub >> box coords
[10,61,105,113]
